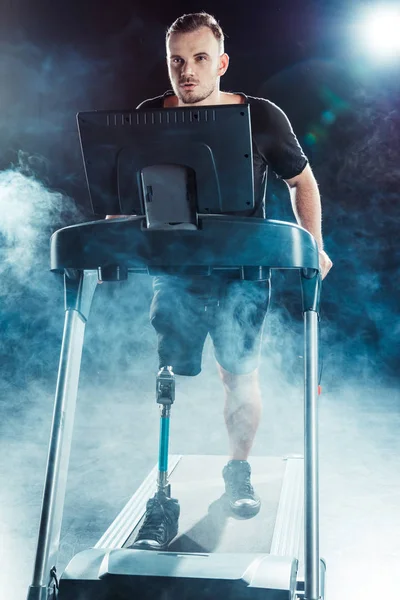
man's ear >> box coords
[218,53,229,76]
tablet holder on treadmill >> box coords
[77,103,255,218]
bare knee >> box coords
[217,362,259,393]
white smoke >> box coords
[0,159,80,282]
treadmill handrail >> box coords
[50,216,319,273]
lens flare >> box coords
[361,5,400,59]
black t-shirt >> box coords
[136,90,308,218]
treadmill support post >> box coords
[301,270,322,600]
[27,270,98,600]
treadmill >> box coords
[27,102,326,600]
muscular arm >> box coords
[285,164,332,278]
[285,164,323,249]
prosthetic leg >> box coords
[156,366,175,497]
[130,366,180,550]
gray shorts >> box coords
[150,274,271,376]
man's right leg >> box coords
[130,492,180,550]
[130,276,208,550]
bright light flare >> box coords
[360,5,400,60]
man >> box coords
[108,12,332,550]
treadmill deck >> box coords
[95,454,304,566]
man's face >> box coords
[166,27,228,105]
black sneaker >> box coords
[222,460,261,517]
[129,491,180,550]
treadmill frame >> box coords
[28,222,324,600]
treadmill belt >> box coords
[125,455,286,553]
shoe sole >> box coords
[228,499,261,518]
[130,540,171,551]
[129,529,178,551]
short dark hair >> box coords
[166,12,225,53]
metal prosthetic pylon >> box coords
[156,366,175,497]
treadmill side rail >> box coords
[270,457,304,558]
